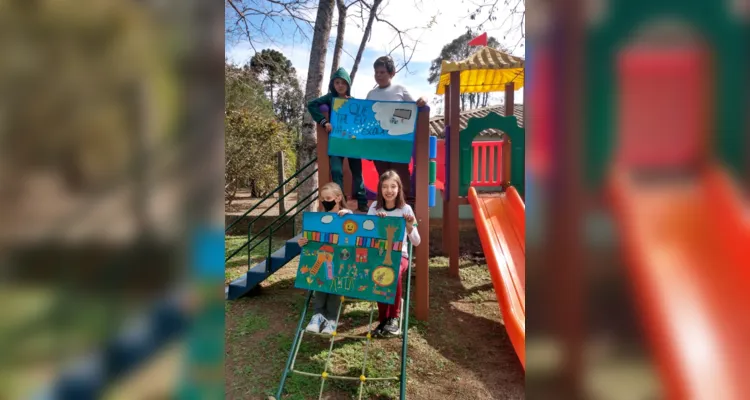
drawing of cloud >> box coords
[321,215,334,224]
[363,220,375,230]
[372,102,417,136]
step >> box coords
[285,234,303,257]
[226,234,304,300]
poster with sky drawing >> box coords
[294,212,406,304]
[328,98,417,163]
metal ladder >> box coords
[273,242,414,400]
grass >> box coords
[225,235,287,284]
[234,312,270,338]
[225,252,527,400]
[273,317,403,400]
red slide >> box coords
[609,165,750,399]
[468,186,526,368]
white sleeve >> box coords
[400,85,415,102]
[403,205,421,246]
[366,89,375,100]
[367,202,378,215]
[341,209,353,214]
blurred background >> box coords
[0,1,224,398]
[526,0,750,399]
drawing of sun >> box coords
[332,97,348,112]
[372,266,395,287]
[343,220,358,234]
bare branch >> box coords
[349,0,383,83]
[373,6,422,74]
[226,0,318,50]
[462,0,525,45]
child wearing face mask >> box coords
[297,182,352,334]
[367,170,421,337]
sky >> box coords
[226,0,525,113]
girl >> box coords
[298,182,352,334]
[368,170,421,336]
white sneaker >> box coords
[321,320,337,335]
[305,313,326,333]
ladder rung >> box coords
[289,369,400,381]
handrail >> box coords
[240,167,318,231]
[225,157,321,272]
[226,156,318,232]
[225,187,319,262]
[264,193,319,272]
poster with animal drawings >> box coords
[294,212,406,304]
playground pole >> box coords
[447,71,461,277]
[504,83,515,186]
[442,84,451,253]
[414,106,431,320]
[400,242,415,398]
[275,291,314,399]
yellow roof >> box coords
[435,46,525,95]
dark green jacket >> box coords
[307,67,351,125]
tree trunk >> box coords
[350,0,383,85]
[330,0,347,75]
[298,0,336,213]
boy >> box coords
[365,56,427,208]
[307,67,368,212]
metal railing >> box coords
[226,157,319,273]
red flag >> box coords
[468,32,488,46]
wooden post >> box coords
[414,106,431,321]
[552,1,584,394]
[504,83,515,186]
[316,106,331,188]
[277,151,287,215]
[448,71,461,277]
[442,84,451,254]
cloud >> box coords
[372,102,418,135]
[363,220,375,231]
[321,215,334,224]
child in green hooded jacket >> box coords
[307,67,368,212]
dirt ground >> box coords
[224,248,525,400]
[226,190,300,216]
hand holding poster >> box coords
[328,98,417,163]
[294,212,406,304]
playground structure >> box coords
[436,45,527,368]
[315,103,435,320]
[226,44,528,398]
